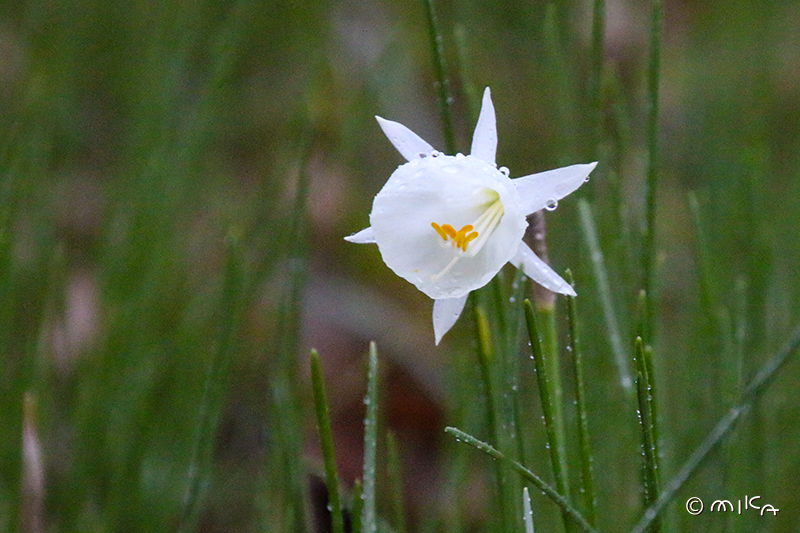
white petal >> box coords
[433,294,469,345]
[344,227,376,244]
[510,241,576,296]
[470,87,497,165]
[513,162,597,215]
[370,154,527,300]
[376,116,435,161]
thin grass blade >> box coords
[629,322,800,533]
[523,300,573,532]
[523,487,535,533]
[565,271,596,525]
[361,341,380,533]
[578,199,632,390]
[444,427,597,533]
[422,0,456,154]
[310,350,345,533]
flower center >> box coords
[431,223,479,252]
[429,190,505,281]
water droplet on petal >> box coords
[584,175,591,183]
[455,152,465,159]
[545,198,558,211]
[431,150,442,157]
[499,166,510,176]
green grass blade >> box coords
[523,300,572,532]
[634,338,661,533]
[473,303,509,532]
[387,432,407,533]
[578,199,633,390]
[523,487,535,533]
[640,0,664,343]
[361,341,380,533]
[587,0,606,158]
[422,0,456,154]
[310,350,345,533]
[178,233,243,532]
[565,272,596,525]
[629,322,800,533]
[444,427,597,533]
[351,479,364,533]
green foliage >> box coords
[1,0,800,531]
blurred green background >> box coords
[1,0,799,531]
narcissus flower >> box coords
[346,88,596,344]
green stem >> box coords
[588,0,606,159]
[422,0,457,154]
[361,342,380,533]
[565,272,596,525]
[473,303,509,532]
[641,0,664,343]
[445,427,597,533]
[634,339,661,533]
[310,350,345,533]
[387,432,407,533]
[523,299,572,532]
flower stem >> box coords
[422,0,457,154]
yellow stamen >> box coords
[431,222,448,241]
[461,231,479,252]
[432,223,481,252]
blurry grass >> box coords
[1,0,800,531]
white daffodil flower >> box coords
[346,87,597,344]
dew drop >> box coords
[431,150,442,157]
[509,296,516,303]
[584,175,591,183]
[499,166,510,176]
[455,152,465,159]
[545,199,558,211]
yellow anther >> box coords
[441,224,457,239]
[461,231,479,251]
[432,222,480,252]
[431,222,448,241]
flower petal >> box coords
[470,87,497,165]
[510,241,576,296]
[513,162,597,215]
[433,294,469,344]
[376,116,435,161]
[344,227,376,244]
[370,155,527,300]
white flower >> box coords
[346,88,597,344]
